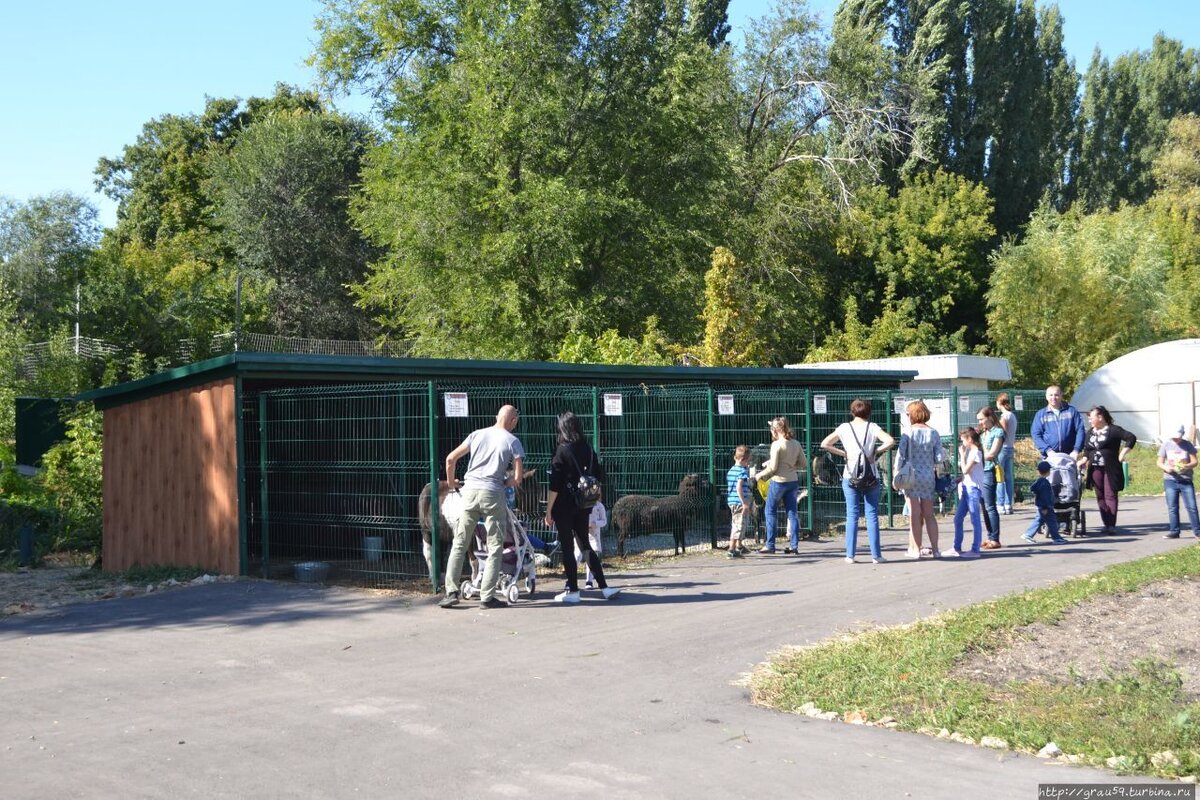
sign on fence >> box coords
[813,395,827,414]
[444,392,469,417]
[717,394,735,415]
[603,393,623,416]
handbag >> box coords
[994,463,1005,483]
[892,436,917,492]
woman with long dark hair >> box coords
[1079,405,1136,534]
[544,411,621,604]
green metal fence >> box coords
[240,381,1053,590]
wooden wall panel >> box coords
[102,379,239,574]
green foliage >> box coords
[835,0,1078,236]
[1070,36,1200,212]
[0,193,100,340]
[210,110,379,339]
[701,247,767,367]
[1150,114,1200,338]
[39,403,103,552]
[553,317,675,366]
[321,0,736,358]
[987,205,1173,389]
[121,564,207,584]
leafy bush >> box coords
[38,403,103,553]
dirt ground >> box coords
[955,577,1200,697]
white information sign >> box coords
[444,392,469,418]
[1014,395,1024,412]
[603,393,623,416]
[717,394,735,415]
[813,395,827,414]
[927,398,952,436]
[893,396,906,415]
[959,396,971,414]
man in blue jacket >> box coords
[1031,384,1085,459]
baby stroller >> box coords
[459,508,539,603]
[1042,451,1086,537]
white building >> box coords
[1071,339,1200,443]
[787,353,1012,392]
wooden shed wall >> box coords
[102,378,240,574]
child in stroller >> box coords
[458,507,539,603]
[1042,451,1086,537]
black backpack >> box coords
[846,423,879,492]
[567,446,602,510]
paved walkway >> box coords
[1,496,1191,799]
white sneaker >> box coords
[940,548,959,558]
[844,556,855,564]
[872,556,886,564]
[554,590,581,604]
[601,586,622,600]
[905,548,920,560]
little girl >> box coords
[574,500,607,590]
[944,427,985,559]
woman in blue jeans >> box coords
[995,393,1017,514]
[821,398,895,564]
[757,417,806,553]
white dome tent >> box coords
[1071,339,1200,443]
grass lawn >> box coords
[750,543,1200,779]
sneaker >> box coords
[758,547,776,554]
[601,586,622,600]
[554,590,581,604]
[905,548,920,560]
[783,547,797,554]
[959,550,981,559]
[479,597,505,609]
[738,545,751,554]
[871,556,886,564]
[726,550,743,559]
[940,548,960,558]
[1050,536,1068,543]
[438,592,460,608]
[983,540,1002,549]
[1164,533,1181,539]
[584,581,595,590]
[844,556,855,564]
[1020,534,1036,544]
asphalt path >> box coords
[2,496,1192,799]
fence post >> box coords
[951,386,960,480]
[257,394,270,578]
[428,380,440,593]
[591,386,600,452]
[707,386,717,548]
[885,390,894,528]
[804,389,813,536]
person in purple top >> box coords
[1030,384,1085,459]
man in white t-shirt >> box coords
[439,405,525,608]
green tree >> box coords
[316,0,735,358]
[553,317,675,366]
[0,193,100,340]
[1150,114,1200,337]
[835,0,1077,236]
[987,205,1172,389]
[700,247,766,366]
[1069,36,1200,211]
[210,111,379,339]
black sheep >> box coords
[612,473,715,556]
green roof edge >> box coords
[77,352,917,409]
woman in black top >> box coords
[1079,405,1137,534]
[544,411,621,604]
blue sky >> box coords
[1,0,1195,228]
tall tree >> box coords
[316,0,735,358]
[0,193,100,340]
[834,0,1077,236]
[210,111,379,340]
[1068,35,1200,211]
